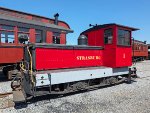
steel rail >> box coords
[0,92,13,98]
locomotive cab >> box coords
[81,23,139,68]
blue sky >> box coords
[0,0,150,44]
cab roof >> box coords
[81,23,139,34]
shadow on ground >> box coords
[0,70,8,82]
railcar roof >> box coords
[0,14,73,33]
[81,23,139,34]
[133,39,147,45]
[0,7,71,29]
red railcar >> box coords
[132,39,148,61]
[148,44,150,60]
[0,7,72,79]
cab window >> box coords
[104,29,113,44]
[118,29,130,46]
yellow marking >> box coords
[77,56,101,60]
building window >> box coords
[0,25,15,43]
[118,29,130,46]
[104,29,113,44]
[36,30,42,43]
[53,32,60,44]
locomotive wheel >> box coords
[72,82,88,90]
[109,77,117,84]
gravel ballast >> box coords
[1,61,150,113]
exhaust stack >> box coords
[54,13,59,25]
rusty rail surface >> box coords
[0,92,13,98]
[0,92,14,109]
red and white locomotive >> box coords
[12,23,138,102]
[0,7,139,103]
[0,7,138,103]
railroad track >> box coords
[0,92,13,98]
[0,92,14,109]
[137,76,150,80]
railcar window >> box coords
[1,33,6,43]
[36,30,42,43]
[18,33,29,44]
[18,27,29,44]
[104,29,113,44]
[7,32,15,43]
[53,32,60,44]
[0,31,15,43]
[1,25,14,30]
[18,27,29,33]
[0,25,15,43]
[118,29,130,46]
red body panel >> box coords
[86,30,104,46]
[133,51,148,57]
[103,47,116,67]
[102,46,132,68]
[35,48,103,70]
[0,46,23,64]
[116,47,132,67]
